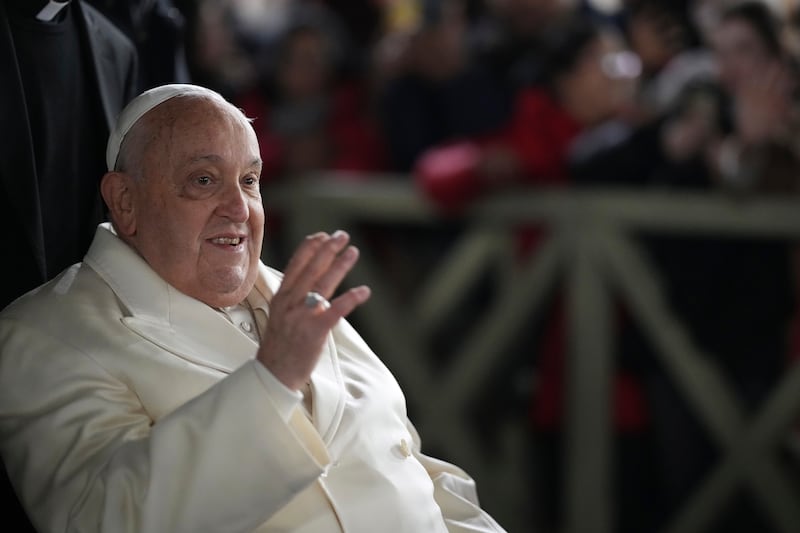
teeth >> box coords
[211,237,241,245]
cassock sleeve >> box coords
[0,318,327,533]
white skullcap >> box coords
[106,84,229,171]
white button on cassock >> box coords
[399,439,411,458]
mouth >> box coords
[210,236,243,245]
[207,235,247,248]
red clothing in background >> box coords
[502,87,582,185]
[503,87,647,432]
[237,80,386,183]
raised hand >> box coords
[256,231,371,390]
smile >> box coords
[210,237,242,245]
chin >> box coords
[200,270,256,306]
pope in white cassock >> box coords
[0,84,507,533]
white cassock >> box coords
[0,223,506,533]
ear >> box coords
[100,171,137,236]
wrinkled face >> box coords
[125,97,264,308]
[712,18,774,93]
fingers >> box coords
[313,245,359,300]
[291,230,351,299]
[280,232,328,288]
[324,285,372,323]
[276,230,365,310]
[299,286,371,336]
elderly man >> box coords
[0,85,505,533]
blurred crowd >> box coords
[171,1,800,532]
[173,0,800,197]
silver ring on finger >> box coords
[304,291,331,310]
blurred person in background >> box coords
[707,0,800,193]
[567,0,719,186]
[496,14,639,187]
[321,0,384,63]
[236,2,386,182]
[623,0,715,121]
[415,13,640,207]
[375,0,509,172]
[470,0,576,97]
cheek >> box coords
[252,202,265,226]
[143,206,202,260]
[248,203,265,250]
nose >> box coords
[216,182,249,223]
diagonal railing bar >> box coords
[411,231,565,509]
[747,461,800,533]
[597,228,744,443]
[664,363,800,533]
[735,365,800,533]
[597,229,800,533]
[433,233,565,422]
[414,228,508,338]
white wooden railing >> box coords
[263,176,800,533]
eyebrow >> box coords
[188,155,263,168]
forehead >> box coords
[159,97,249,136]
[145,97,257,161]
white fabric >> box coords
[252,362,303,423]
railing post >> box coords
[563,224,614,533]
